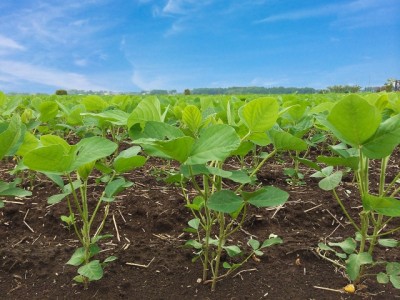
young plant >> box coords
[0,115,31,207]
[22,135,146,288]
[131,97,290,291]
[312,94,400,290]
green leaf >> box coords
[78,260,103,281]
[317,156,359,170]
[239,97,279,132]
[390,275,400,289]
[16,132,40,157]
[23,144,74,174]
[242,186,289,208]
[378,239,399,248]
[127,97,162,129]
[154,136,195,163]
[327,95,381,147]
[269,130,308,151]
[182,105,202,133]
[66,247,85,266]
[0,200,4,208]
[223,262,232,269]
[0,115,21,160]
[113,146,147,173]
[82,95,108,112]
[377,272,389,284]
[77,161,95,181]
[188,218,200,230]
[72,137,117,170]
[104,256,117,264]
[207,190,244,213]
[105,178,133,198]
[39,101,59,122]
[47,193,69,204]
[261,237,283,248]
[310,166,333,178]
[185,239,203,249]
[329,238,357,254]
[248,239,260,250]
[318,171,342,191]
[362,114,400,159]
[186,124,241,164]
[386,262,400,276]
[362,194,400,217]
[346,252,373,281]
[224,245,242,257]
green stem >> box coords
[211,212,225,291]
[332,189,361,232]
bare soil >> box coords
[1,150,399,300]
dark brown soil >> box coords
[1,151,399,300]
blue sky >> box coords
[0,0,399,93]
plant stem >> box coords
[332,189,361,232]
[211,212,225,291]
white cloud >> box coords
[74,58,88,67]
[0,35,25,51]
[256,0,397,28]
[0,60,106,91]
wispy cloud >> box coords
[0,60,106,91]
[0,34,25,51]
[256,0,398,28]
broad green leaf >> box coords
[39,101,59,122]
[377,272,389,284]
[224,245,242,257]
[261,237,283,248]
[188,218,200,230]
[242,186,289,208]
[239,97,279,132]
[205,166,232,178]
[78,260,103,281]
[182,105,202,133]
[47,193,69,204]
[0,184,31,197]
[310,166,333,178]
[389,274,400,289]
[104,256,117,264]
[72,137,117,170]
[226,170,252,184]
[269,130,307,151]
[378,239,399,248]
[77,161,95,180]
[186,124,241,164]
[16,132,40,156]
[81,110,129,126]
[82,95,108,112]
[318,171,342,191]
[362,194,400,217]
[207,190,244,213]
[231,141,253,156]
[327,95,381,147]
[113,146,147,173]
[185,239,203,249]
[0,115,21,160]
[153,136,194,163]
[133,121,185,140]
[127,97,162,129]
[362,114,400,159]
[387,262,400,276]
[40,135,71,152]
[105,178,133,198]
[346,252,373,281]
[66,247,85,266]
[23,144,74,174]
[248,239,260,250]
[317,156,359,170]
[329,238,357,254]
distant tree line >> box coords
[189,86,317,95]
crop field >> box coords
[0,92,399,299]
